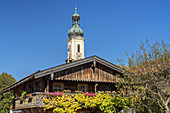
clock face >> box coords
[76,53,82,59]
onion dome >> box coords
[72,8,80,21]
[68,8,84,38]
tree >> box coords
[118,39,170,113]
[0,72,16,113]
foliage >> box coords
[64,90,71,93]
[135,100,164,113]
[0,72,16,113]
[21,91,27,97]
[43,93,131,113]
[118,39,170,113]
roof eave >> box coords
[34,55,122,79]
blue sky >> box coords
[0,0,169,81]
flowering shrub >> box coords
[18,91,27,100]
[46,92,63,96]
[64,90,71,93]
[19,96,22,100]
[84,93,96,96]
[43,93,132,113]
[27,94,32,98]
[75,90,82,93]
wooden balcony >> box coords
[13,92,46,110]
[13,91,122,110]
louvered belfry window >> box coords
[77,44,80,52]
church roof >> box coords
[0,55,122,94]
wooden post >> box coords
[93,60,96,73]
[95,83,98,93]
[47,80,49,93]
[51,73,54,80]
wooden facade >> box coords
[54,63,117,83]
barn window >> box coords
[77,44,80,52]
[53,83,63,92]
[100,85,110,91]
[78,84,87,93]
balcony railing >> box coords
[13,91,123,110]
[14,92,46,110]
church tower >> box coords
[66,8,85,63]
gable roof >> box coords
[34,55,122,79]
[0,55,122,94]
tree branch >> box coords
[143,104,153,113]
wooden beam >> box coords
[93,60,96,67]
[47,80,49,93]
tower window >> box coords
[77,44,80,52]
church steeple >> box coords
[68,8,84,39]
[66,8,85,63]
